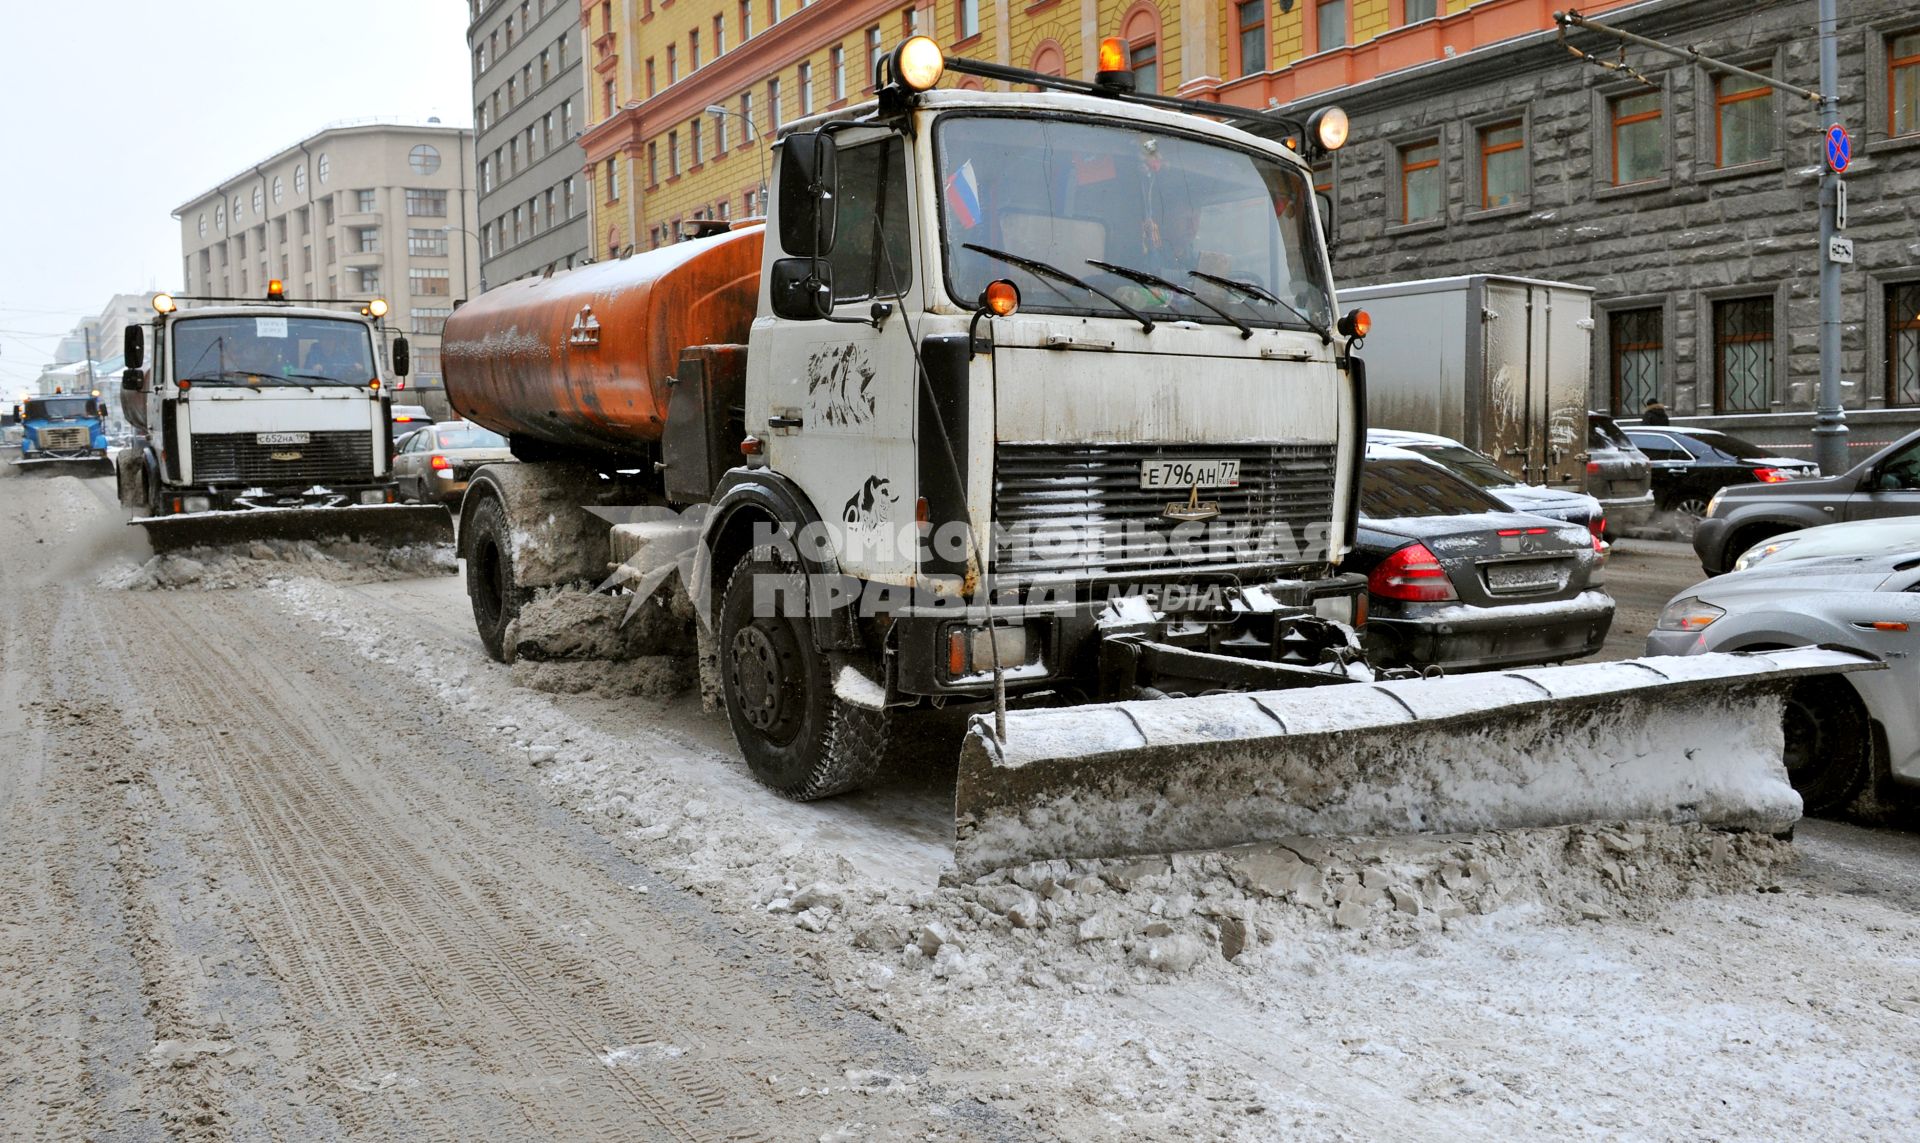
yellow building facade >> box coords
[579,0,1642,253]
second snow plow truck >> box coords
[443,37,1873,874]
[116,287,453,551]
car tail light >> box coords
[1586,460,1600,475]
[1495,527,1550,537]
[1753,467,1791,483]
[430,454,452,471]
[1367,543,1458,602]
[1587,516,1606,540]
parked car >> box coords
[1368,428,1605,536]
[1646,549,1920,813]
[1348,444,1613,672]
[1586,413,1654,539]
[390,404,435,435]
[1732,517,1920,572]
[392,421,514,508]
[1626,426,1818,527]
[1693,428,1920,575]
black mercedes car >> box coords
[1351,445,1615,672]
[1625,426,1819,525]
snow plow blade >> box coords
[953,647,1882,876]
[132,504,454,553]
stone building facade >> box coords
[173,123,479,405]
[1278,0,1920,460]
[469,0,593,285]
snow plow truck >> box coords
[442,37,1875,874]
[115,287,453,552]
[13,391,112,472]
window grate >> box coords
[1611,307,1662,414]
[1714,297,1773,413]
[1889,283,1920,407]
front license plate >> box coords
[1140,458,1241,490]
[1486,562,1567,591]
[256,431,310,445]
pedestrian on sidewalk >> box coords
[1642,397,1671,425]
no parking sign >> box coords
[1826,124,1851,173]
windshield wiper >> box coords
[962,243,1154,334]
[281,371,370,387]
[180,370,318,392]
[1187,270,1332,345]
[1087,259,1252,339]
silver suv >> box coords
[1692,428,1920,574]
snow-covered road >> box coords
[4,465,1917,1140]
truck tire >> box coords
[466,494,529,662]
[717,558,888,800]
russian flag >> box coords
[945,161,981,229]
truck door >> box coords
[1482,281,1588,487]
[754,127,919,586]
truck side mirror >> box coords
[392,337,411,377]
[124,325,144,370]
[778,131,838,258]
[122,370,142,393]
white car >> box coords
[1366,428,1605,535]
[1646,548,1920,814]
[1732,517,1920,571]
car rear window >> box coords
[1404,444,1519,490]
[1589,417,1634,451]
[438,428,507,449]
[1361,459,1507,519]
[1683,431,1775,461]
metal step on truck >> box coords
[440,36,1871,874]
[115,285,453,552]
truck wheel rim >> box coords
[730,621,802,742]
[474,538,503,624]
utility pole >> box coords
[1811,0,1847,475]
[1556,8,1849,472]
[82,324,98,392]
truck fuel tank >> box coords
[443,225,763,459]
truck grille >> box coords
[190,431,374,485]
[40,427,89,450]
[992,443,1339,582]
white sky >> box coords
[0,1,475,389]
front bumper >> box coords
[1364,590,1614,672]
[1643,628,1703,657]
[152,481,400,514]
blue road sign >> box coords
[1826,124,1851,173]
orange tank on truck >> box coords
[443,226,763,458]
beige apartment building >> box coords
[173,122,479,398]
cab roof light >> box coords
[1307,106,1351,153]
[1095,37,1135,92]
[267,279,285,300]
[151,292,177,314]
[892,36,945,92]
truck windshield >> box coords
[172,315,378,388]
[935,114,1328,333]
[25,398,95,420]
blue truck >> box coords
[13,392,111,471]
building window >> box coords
[352,226,379,253]
[409,144,441,176]
[411,307,453,335]
[355,189,378,212]
[714,14,726,55]
[1404,0,1435,22]
[1610,307,1663,413]
[1888,283,1920,406]
[357,268,380,293]
[543,112,554,151]
[866,26,883,90]
[512,205,524,242]
[607,156,622,199]
[564,175,577,216]
[562,98,574,139]
[647,57,657,96]
[408,228,449,256]
[1610,91,1662,184]
[741,91,755,142]
[1399,139,1441,224]
[406,188,449,219]
[692,119,705,165]
[669,131,681,177]
[271,176,284,204]
[294,164,307,194]
[508,77,518,108]
[745,187,758,216]
[957,0,979,40]
[1892,32,1920,138]
[1237,1,1266,76]
[832,46,846,101]
[509,138,520,173]
[741,0,753,39]
[799,62,814,115]
[198,213,207,238]
[410,267,452,296]
[768,78,782,130]
[317,153,330,184]
[1317,0,1346,53]
[716,111,729,151]
[541,47,552,84]
[604,79,616,118]
[1478,120,1525,208]
[1130,39,1158,95]
[1715,70,1773,167]
[690,29,701,70]
[1714,297,1774,413]
[545,187,556,225]
[668,44,678,83]
[648,141,659,185]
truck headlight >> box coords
[182,496,211,514]
[359,490,388,505]
[1655,596,1724,632]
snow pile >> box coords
[501,585,698,698]
[99,539,456,590]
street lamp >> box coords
[440,224,486,295]
[705,104,769,216]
